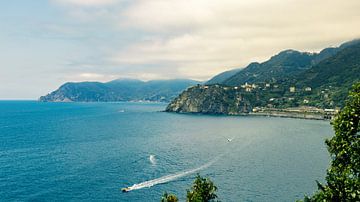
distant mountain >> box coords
[39,79,200,102]
[207,39,360,86]
[166,39,360,114]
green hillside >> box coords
[207,39,360,87]
[166,39,360,114]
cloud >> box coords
[2,0,360,99]
[64,72,119,82]
[111,0,360,80]
[55,0,360,81]
[54,0,118,7]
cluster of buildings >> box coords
[200,83,313,94]
[196,83,337,115]
[289,86,312,93]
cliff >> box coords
[165,85,254,114]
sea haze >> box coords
[0,101,332,201]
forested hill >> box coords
[39,79,200,102]
[294,41,360,105]
[207,39,360,86]
[166,39,360,114]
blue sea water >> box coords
[0,101,332,201]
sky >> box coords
[0,0,360,99]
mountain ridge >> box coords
[207,39,360,86]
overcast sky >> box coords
[0,0,360,99]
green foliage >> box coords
[303,82,360,201]
[203,40,360,109]
[297,42,360,107]
[161,174,219,202]
[223,50,317,86]
[161,192,178,202]
[186,174,218,202]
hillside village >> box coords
[195,83,339,119]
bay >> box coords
[0,101,332,201]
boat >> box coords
[121,187,131,192]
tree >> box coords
[186,174,218,202]
[304,82,360,201]
[161,192,178,202]
[161,174,219,202]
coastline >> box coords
[165,110,335,121]
[248,111,327,120]
[37,100,335,120]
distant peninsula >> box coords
[40,79,200,102]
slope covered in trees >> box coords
[167,40,360,114]
[207,39,360,87]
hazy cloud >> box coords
[111,0,360,80]
[0,0,360,98]
[54,0,118,7]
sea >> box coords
[0,101,333,201]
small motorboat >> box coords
[121,187,131,192]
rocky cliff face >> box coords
[165,85,254,114]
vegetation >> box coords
[186,174,218,202]
[211,39,359,88]
[161,192,178,202]
[294,41,360,108]
[223,50,316,86]
[167,40,360,113]
[161,174,219,202]
[302,82,360,201]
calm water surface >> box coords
[0,101,332,201]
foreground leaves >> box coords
[303,82,360,201]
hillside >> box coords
[294,42,360,107]
[166,39,360,115]
[39,79,200,102]
[223,50,316,85]
[207,40,360,86]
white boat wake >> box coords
[149,155,156,165]
[123,157,220,192]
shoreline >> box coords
[165,110,334,121]
[248,112,328,120]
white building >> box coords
[305,87,312,92]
